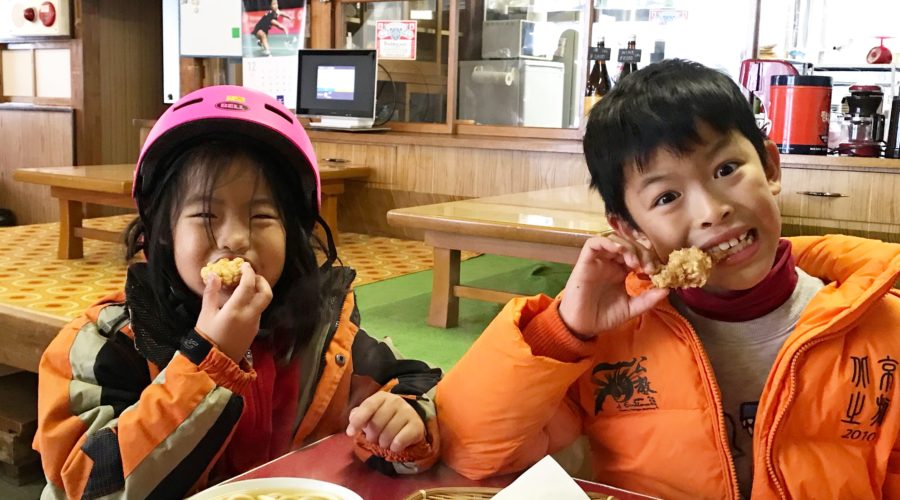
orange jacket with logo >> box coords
[437,235,900,499]
[34,266,441,499]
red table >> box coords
[226,434,656,499]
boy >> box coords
[436,59,900,498]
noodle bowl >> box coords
[188,477,362,500]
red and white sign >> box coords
[375,20,416,61]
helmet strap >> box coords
[315,214,338,269]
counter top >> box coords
[0,103,73,113]
[132,118,900,165]
[780,154,900,172]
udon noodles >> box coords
[212,490,343,500]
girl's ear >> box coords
[607,214,652,248]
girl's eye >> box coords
[653,191,680,207]
[715,162,738,178]
[189,212,215,219]
[252,213,278,220]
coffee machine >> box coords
[838,84,885,157]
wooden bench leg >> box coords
[319,192,339,246]
[58,199,83,259]
[428,247,460,328]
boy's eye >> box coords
[653,191,680,207]
[715,162,738,178]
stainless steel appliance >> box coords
[482,20,555,60]
[458,59,564,127]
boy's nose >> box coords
[695,191,733,229]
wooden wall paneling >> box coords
[97,0,163,165]
[395,144,436,193]
[309,0,333,49]
[869,171,899,225]
[0,110,74,224]
[73,0,102,166]
[363,145,397,188]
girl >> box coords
[34,85,441,499]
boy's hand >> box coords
[346,392,425,453]
[195,262,273,362]
[558,235,668,339]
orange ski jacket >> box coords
[437,235,900,499]
[35,266,441,499]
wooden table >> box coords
[14,162,371,258]
[223,433,655,499]
[387,185,611,328]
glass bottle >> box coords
[584,45,602,115]
[596,38,612,98]
[619,35,638,81]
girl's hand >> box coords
[195,262,273,362]
[346,392,426,453]
[557,234,668,339]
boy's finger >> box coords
[610,233,659,274]
[629,288,669,316]
[390,422,425,453]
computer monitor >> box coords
[297,49,378,129]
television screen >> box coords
[297,50,377,120]
[316,66,356,101]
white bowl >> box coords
[188,477,363,500]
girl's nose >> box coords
[217,218,251,252]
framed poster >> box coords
[241,0,306,109]
[375,20,417,60]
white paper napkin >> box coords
[492,455,590,500]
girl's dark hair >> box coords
[125,140,327,364]
[583,59,768,228]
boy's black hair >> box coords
[125,141,325,365]
[583,58,768,228]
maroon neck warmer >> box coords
[675,239,798,322]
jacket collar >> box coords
[785,235,900,336]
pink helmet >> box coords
[134,85,320,221]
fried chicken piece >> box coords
[650,247,712,289]
[200,257,246,287]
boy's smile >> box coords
[617,122,783,292]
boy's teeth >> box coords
[707,230,754,260]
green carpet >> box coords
[354,255,572,371]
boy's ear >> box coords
[763,140,782,196]
[607,214,651,247]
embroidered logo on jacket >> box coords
[839,354,896,442]
[592,356,657,413]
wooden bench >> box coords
[14,162,370,258]
[387,185,612,328]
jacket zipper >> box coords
[660,308,740,499]
[764,332,839,499]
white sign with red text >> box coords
[375,20,417,60]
